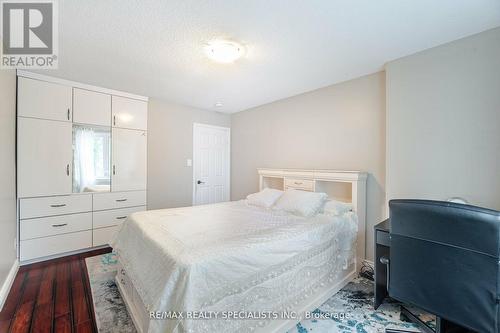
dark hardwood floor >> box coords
[0,247,112,333]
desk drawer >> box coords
[93,191,146,211]
[284,178,314,191]
[20,212,92,240]
[20,195,92,219]
[376,230,391,247]
[20,230,92,261]
[93,206,146,229]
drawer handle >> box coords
[294,181,303,185]
[116,216,127,220]
[50,204,66,208]
[116,199,127,202]
[52,223,68,227]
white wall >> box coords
[231,72,386,260]
[147,99,231,210]
[0,70,17,296]
[386,27,500,209]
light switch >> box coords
[186,159,192,167]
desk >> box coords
[374,219,390,309]
[373,219,464,333]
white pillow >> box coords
[322,200,353,215]
[274,189,328,217]
[246,188,284,209]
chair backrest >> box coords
[389,199,500,333]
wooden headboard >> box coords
[258,168,368,263]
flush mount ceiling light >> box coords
[205,40,245,63]
[214,102,223,107]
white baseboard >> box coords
[19,245,109,266]
[0,259,20,311]
[362,259,374,269]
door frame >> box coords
[192,123,231,205]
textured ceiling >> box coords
[39,0,500,113]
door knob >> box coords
[197,180,205,185]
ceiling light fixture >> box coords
[205,40,245,63]
[214,102,223,107]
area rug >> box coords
[86,253,434,333]
[86,252,137,333]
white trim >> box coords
[19,245,109,266]
[0,260,20,311]
[192,123,231,206]
[16,70,148,102]
[258,168,367,181]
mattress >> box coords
[111,200,358,333]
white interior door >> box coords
[193,123,230,205]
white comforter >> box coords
[112,200,357,333]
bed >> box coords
[112,169,367,333]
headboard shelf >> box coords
[258,168,368,262]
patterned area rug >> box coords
[86,253,137,333]
[86,253,434,333]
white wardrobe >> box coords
[16,71,148,263]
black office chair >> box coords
[388,199,500,333]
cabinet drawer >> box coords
[284,178,314,191]
[20,212,92,240]
[20,230,92,261]
[376,230,391,247]
[20,195,92,219]
[93,225,121,247]
[93,191,146,211]
[93,206,146,228]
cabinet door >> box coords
[112,128,147,192]
[93,226,120,247]
[18,77,72,122]
[112,96,147,130]
[18,118,73,197]
[73,88,111,126]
